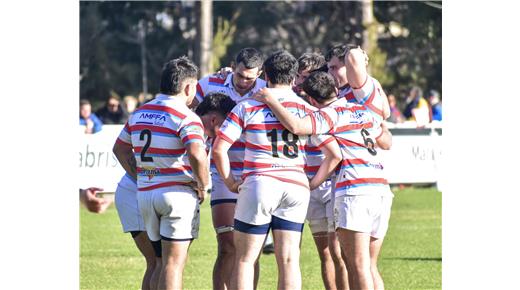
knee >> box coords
[218,237,235,258]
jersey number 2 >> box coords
[140,129,154,162]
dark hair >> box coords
[236,48,264,69]
[302,71,337,103]
[159,56,198,95]
[298,52,326,73]
[263,50,298,85]
[195,92,236,118]
[325,43,358,62]
[80,99,91,106]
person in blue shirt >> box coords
[428,90,442,121]
[80,99,103,133]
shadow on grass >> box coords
[384,257,442,262]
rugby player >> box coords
[191,48,266,290]
[114,56,210,290]
[252,54,393,290]
[213,50,342,290]
[296,52,350,290]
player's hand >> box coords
[252,88,275,104]
[228,179,243,193]
[80,187,112,213]
[215,67,233,80]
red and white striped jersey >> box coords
[196,73,267,104]
[197,73,267,177]
[310,98,392,197]
[217,88,316,189]
[339,76,388,123]
[304,134,336,179]
[117,94,206,192]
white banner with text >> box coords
[79,125,442,192]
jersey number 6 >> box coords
[361,128,377,156]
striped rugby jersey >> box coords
[310,98,392,197]
[339,76,388,123]
[196,73,267,177]
[117,94,206,192]
[217,88,316,189]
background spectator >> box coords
[387,94,404,123]
[138,92,154,106]
[428,89,442,121]
[96,94,129,124]
[403,86,431,126]
[80,99,103,134]
[123,95,139,114]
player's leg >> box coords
[159,239,192,290]
[137,190,163,290]
[272,226,303,290]
[270,180,310,290]
[369,237,384,290]
[337,229,372,290]
[308,191,337,290]
[211,202,237,290]
[335,195,377,290]
[328,232,349,290]
[311,229,336,290]
[369,195,393,290]
[231,225,269,290]
[130,231,157,290]
[231,175,276,290]
[155,186,200,290]
[115,180,157,290]
[210,173,241,290]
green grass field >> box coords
[80,187,441,290]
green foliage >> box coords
[211,11,240,71]
[80,1,441,106]
[80,187,441,289]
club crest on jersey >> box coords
[141,166,160,180]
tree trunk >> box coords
[361,0,374,74]
[139,19,148,96]
[198,0,213,77]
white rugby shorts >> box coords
[307,179,333,234]
[138,185,200,241]
[234,175,310,226]
[114,175,145,233]
[334,194,393,239]
[210,172,240,206]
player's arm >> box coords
[211,108,244,193]
[252,88,315,135]
[212,136,242,193]
[375,122,392,150]
[113,139,137,180]
[345,47,369,89]
[185,142,210,203]
[309,137,342,191]
[180,121,210,203]
[188,81,205,109]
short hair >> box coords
[159,56,198,95]
[325,43,358,62]
[302,71,337,104]
[298,52,326,73]
[263,50,298,86]
[195,92,237,118]
[80,99,91,106]
[236,48,264,69]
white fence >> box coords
[79,124,442,192]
